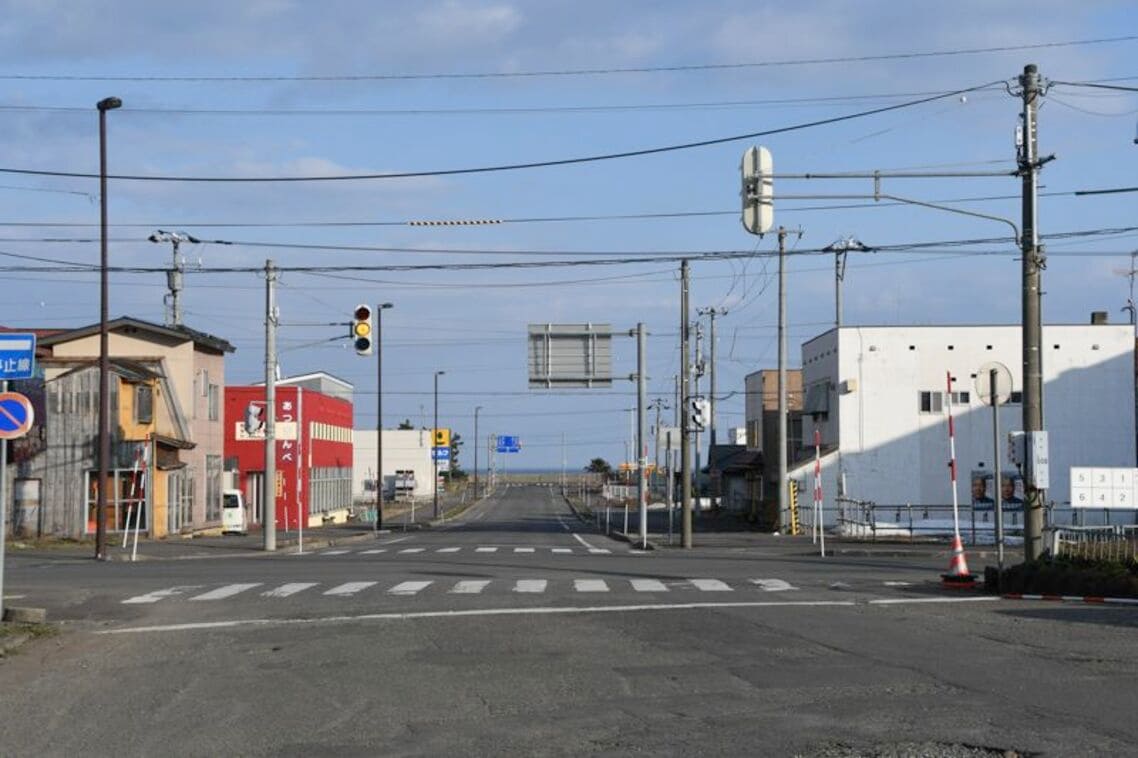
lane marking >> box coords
[324,581,377,597]
[574,579,609,593]
[262,583,318,598]
[475,547,498,553]
[379,536,412,546]
[750,579,797,592]
[99,600,863,634]
[359,549,387,555]
[122,586,202,605]
[437,547,461,553]
[883,581,913,587]
[513,547,535,553]
[321,550,351,556]
[389,581,432,596]
[689,579,732,592]
[450,580,491,595]
[571,533,596,550]
[631,579,668,592]
[191,583,262,601]
[398,548,425,554]
[514,580,547,593]
[552,548,572,554]
[588,548,611,555]
[869,597,1001,605]
[3,594,27,600]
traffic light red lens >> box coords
[354,305,371,320]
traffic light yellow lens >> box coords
[354,323,371,337]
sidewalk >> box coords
[4,495,478,563]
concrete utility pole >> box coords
[693,320,704,504]
[375,302,393,531]
[636,322,648,549]
[474,406,482,500]
[1019,63,1046,560]
[698,307,727,509]
[680,260,693,548]
[777,227,800,533]
[824,237,865,328]
[263,259,278,552]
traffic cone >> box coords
[941,534,976,589]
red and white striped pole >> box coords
[813,427,825,556]
[945,370,962,543]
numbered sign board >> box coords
[1070,467,1137,509]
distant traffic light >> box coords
[352,304,373,355]
[741,145,774,235]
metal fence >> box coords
[1051,525,1138,562]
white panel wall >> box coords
[352,429,435,498]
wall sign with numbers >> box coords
[1069,467,1138,509]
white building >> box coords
[352,429,436,500]
[789,322,1135,524]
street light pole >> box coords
[474,405,483,500]
[375,302,393,532]
[95,95,121,562]
[433,370,445,519]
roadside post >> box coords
[976,362,1013,591]
[0,333,37,621]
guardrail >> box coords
[1051,525,1138,562]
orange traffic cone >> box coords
[941,534,976,589]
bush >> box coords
[991,555,1138,598]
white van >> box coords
[222,489,248,535]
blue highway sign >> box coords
[431,446,450,461]
[496,435,520,453]
[0,391,34,440]
[0,333,35,380]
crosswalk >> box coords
[307,545,613,557]
[122,577,800,604]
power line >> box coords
[0,81,1001,183]
[3,36,1132,82]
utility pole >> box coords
[698,306,727,509]
[693,319,704,512]
[1018,63,1046,561]
[823,237,865,328]
[636,322,648,549]
[149,230,199,327]
[680,260,693,548]
[474,406,482,500]
[777,227,794,534]
[263,259,278,552]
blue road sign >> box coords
[0,333,35,381]
[496,435,520,454]
[0,391,34,440]
[431,446,450,461]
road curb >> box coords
[1002,593,1138,606]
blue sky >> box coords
[0,1,1135,469]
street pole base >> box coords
[941,573,977,590]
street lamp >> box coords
[473,406,483,500]
[95,95,121,562]
[374,302,393,531]
[433,370,445,519]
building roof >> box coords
[273,371,354,391]
[706,445,763,474]
[36,316,235,354]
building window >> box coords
[135,385,153,424]
[85,469,147,534]
[206,455,222,521]
[208,384,220,421]
[919,391,943,414]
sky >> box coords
[0,1,1136,470]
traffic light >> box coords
[689,397,709,432]
[433,428,450,447]
[741,145,774,235]
[351,304,373,355]
[243,402,264,436]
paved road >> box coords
[2,485,1137,756]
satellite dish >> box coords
[974,361,1013,406]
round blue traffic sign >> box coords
[0,391,34,440]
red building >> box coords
[224,373,354,529]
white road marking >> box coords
[191,583,262,601]
[380,536,412,546]
[100,600,865,634]
[513,547,535,553]
[122,586,202,605]
[574,579,609,593]
[399,548,425,554]
[450,580,491,594]
[436,547,461,553]
[359,549,387,555]
[324,582,377,597]
[3,594,27,600]
[750,579,797,592]
[883,581,913,587]
[389,581,432,596]
[262,583,318,598]
[514,580,547,593]
[869,597,1001,605]
[551,548,572,554]
[475,547,498,553]
[321,550,351,556]
[571,533,596,550]
[630,579,668,592]
[588,548,611,555]
[689,579,732,592]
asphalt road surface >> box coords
[2,485,1137,757]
